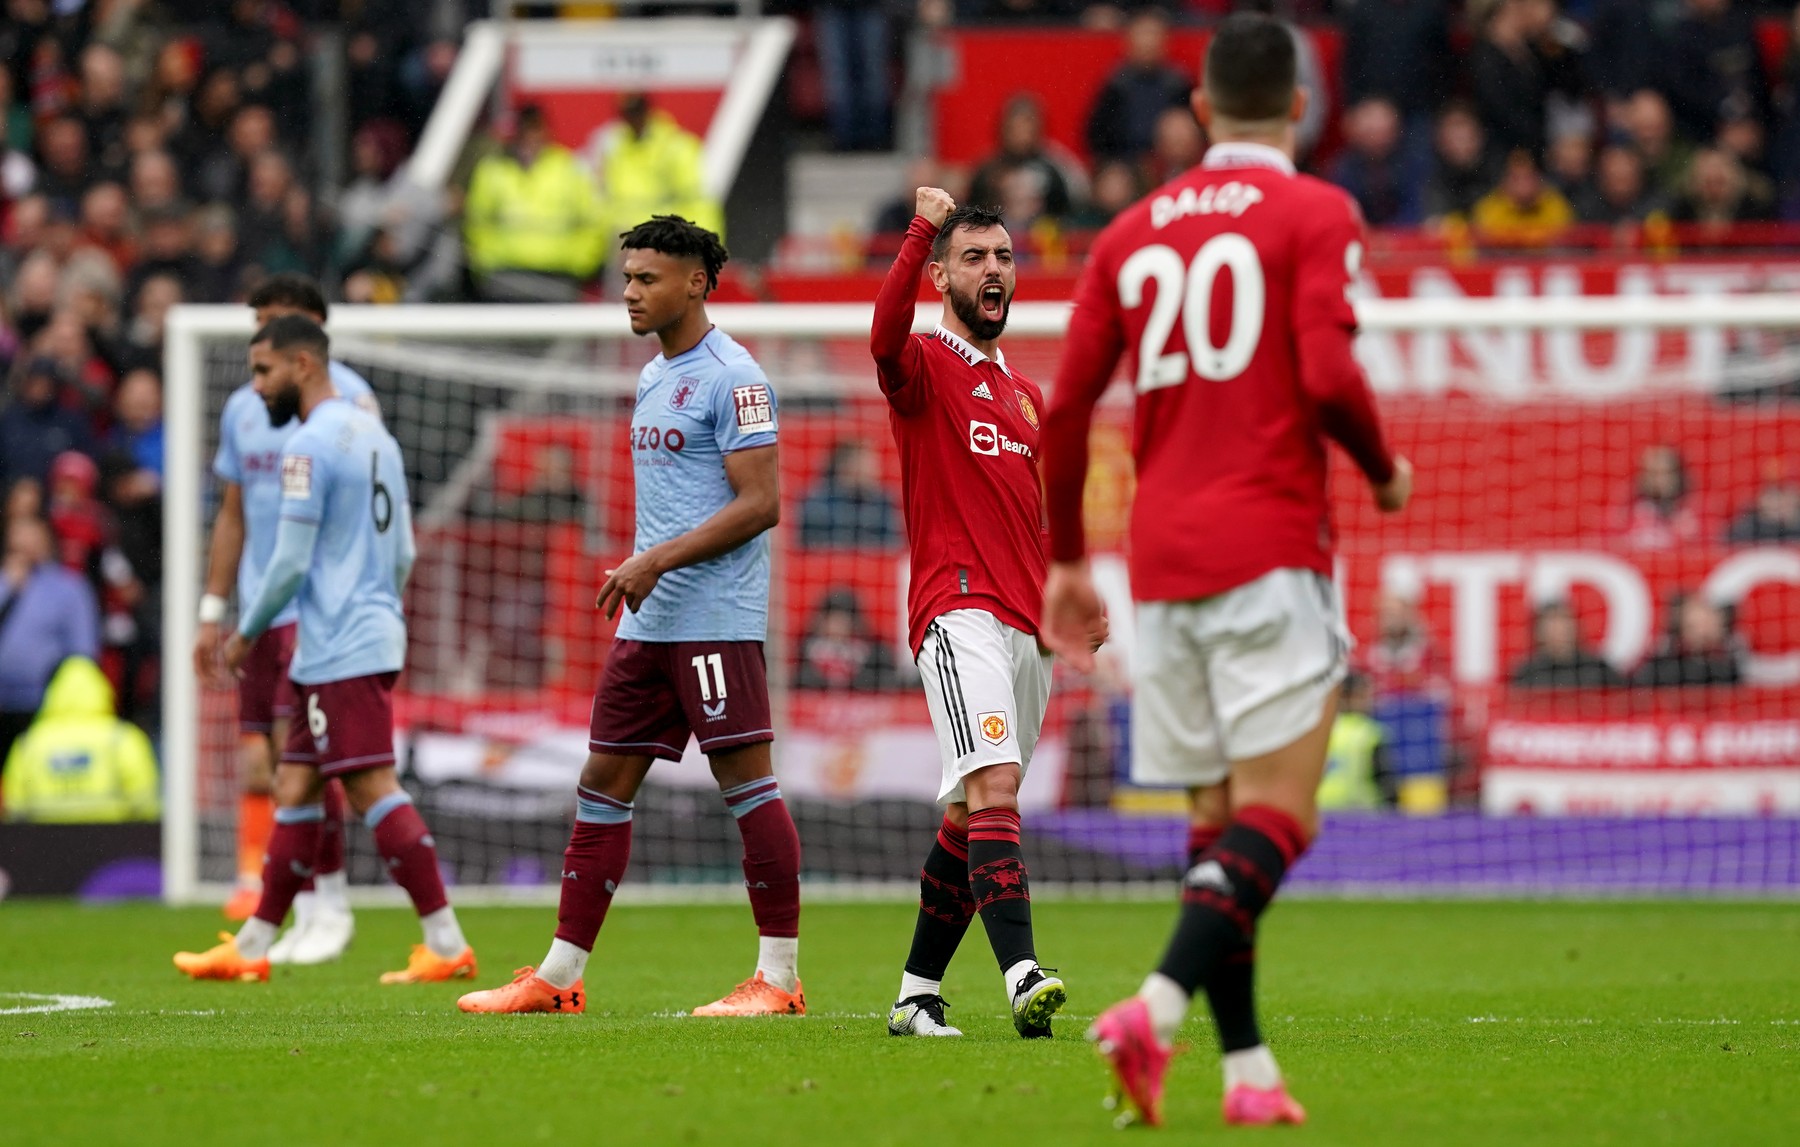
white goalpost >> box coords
[163,295,1800,907]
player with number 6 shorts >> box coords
[197,276,375,958]
[871,190,1107,1042]
[1040,13,1413,1130]
[457,215,804,1019]
[176,314,476,986]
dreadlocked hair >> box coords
[618,215,730,294]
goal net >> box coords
[162,296,1800,905]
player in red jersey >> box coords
[1039,14,1412,1128]
[872,190,1102,1040]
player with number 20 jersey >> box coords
[1041,14,1411,1132]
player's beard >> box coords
[264,383,302,428]
[948,280,1011,342]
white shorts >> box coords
[1133,568,1350,789]
[915,609,1053,805]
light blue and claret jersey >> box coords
[617,326,779,644]
[213,361,376,628]
[236,397,415,686]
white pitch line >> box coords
[0,993,115,1016]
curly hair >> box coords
[618,215,730,294]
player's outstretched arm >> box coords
[597,443,780,620]
[870,188,954,409]
[195,481,246,687]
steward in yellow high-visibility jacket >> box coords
[464,105,607,294]
[3,657,160,823]
[593,94,724,243]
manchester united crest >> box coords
[978,711,1010,745]
[1017,392,1039,429]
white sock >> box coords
[420,906,467,959]
[538,938,589,990]
[1138,972,1190,1045]
[897,971,942,1004]
[313,870,350,914]
[289,890,317,931]
[757,936,799,993]
[1003,958,1037,1001]
[1223,1045,1283,1090]
[235,917,277,960]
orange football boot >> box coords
[222,884,261,922]
[379,944,478,984]
[174,932,271,982]
[457,967,585,1014]
[691,971,806,1017]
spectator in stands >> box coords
[1085,8,1193,164]
[1472,149,1575,244]
[1619,443,1702,550]
[35,116,92,212]
[1774,4,1800,216]
[592,92,724,244]
[1424,102,1500,223]
[1068,160,1145,229]
[0,515,100,769]
[77,44,130,183]
[1364,589,1451,701]
[872,157,952,235]
[1577,144,1671,224]
[0,358,95,492]
[1672,147,1777,226]
[106,370,163,483]
[1635,593,1743,687]
[969,94,1078,220]
[120,273,182,374]
[190,203,247,303]
[795,588,900,693]
[1545,125,1596,203]
[1318,672,1393,812]
[1469,0,1557,161]
[799,440,903,549]
[78,182,135,275]
[817,0,894,152]
[464,104,607,303]
[1142,104,1204,188]
[2,655,159,822]
[1588,0,1668,122]
[1667,0,1769,143]
[127,150,184,217]
[1726,468,1800,543]
[1330,97,1426,226]
[482,443,589,525]
[4,479,43,526]
[1510,600,1624,688]
[126,206,200,308]
[1623,89,1694,201]
[1342,0,1452,142]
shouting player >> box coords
[873,191,1095,1040]
[198,274,374,963]
[458,216,803,1018]
[1041,14,1411,1128]
[175,315,476,985]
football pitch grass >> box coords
[4,899,1796,1147]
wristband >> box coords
[198,594,228,625]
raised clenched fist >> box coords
[915,186,956,229]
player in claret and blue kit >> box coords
[198,274,376,960]
[175,315,476,985]
[1041,14,1412,1128]
[458,216,805,1018]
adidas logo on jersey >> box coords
[971,382,993,401]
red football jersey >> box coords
[872,216,1049,655]
[1044,142,1395,603]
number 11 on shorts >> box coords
[691,653,728,702]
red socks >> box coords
[253,813,322,926]
[734,798,802,939]
[368,796,449,917]
[554,818,633,951]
